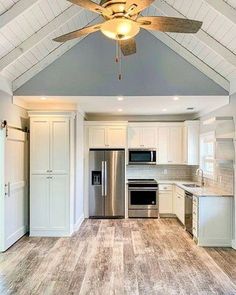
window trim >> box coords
[200,131,216,180]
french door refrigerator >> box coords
[89,149,125,218]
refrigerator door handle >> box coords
[104,161,108,197]
[102,161,105,196]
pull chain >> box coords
[115,41,122,81]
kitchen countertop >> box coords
[157,180,234,198]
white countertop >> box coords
[157,180,234,198]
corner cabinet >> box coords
[183,121,199,165]
[86,122,127,149]
[29,112,75,237]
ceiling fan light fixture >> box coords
[101,18,140,40]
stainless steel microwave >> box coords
[128,149,157,165]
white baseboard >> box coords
[74,214,85,232]
[232,239,236,250]
[3,225,27,251]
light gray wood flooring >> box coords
[0,218,236,295]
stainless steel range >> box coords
[128,179,159,218]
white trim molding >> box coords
[74,214,85,232]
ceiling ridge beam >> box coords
[0,5,84,72]
[0,0,41,29]
[203,0,236,25]
[152,0,236,68]
[148,30,229,91]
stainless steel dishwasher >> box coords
[185,191,193,235]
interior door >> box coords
[89,150,105,217]
[104,150,125,217]
[0,127,28,252]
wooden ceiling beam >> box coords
[0,0,40,29]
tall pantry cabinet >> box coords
[28,112,75,237]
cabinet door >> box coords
[50,175,69,231]
[51,119,69,174]
[107,126,126,148]
[159,192,173,214]
[128,127,142,148]
[183,126,188,164]
[168,127,183,164]
[89,127,107,148]
[142,128,157,148]
[31,119,50,174]
[158,127,169,164]
[30,175,49,230]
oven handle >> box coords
[128,188,159,191]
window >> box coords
[200,132,215,179]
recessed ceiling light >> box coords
[41,97,47,100]
[162,108,167,112]
[117,96,124,101]
[118,108,123,112]
[187,107,194,111]
[173,96,179,101]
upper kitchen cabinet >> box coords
[158,126,183,164]
[30,116,70,175]
[128,125,157,148]
[86,122,127,148]
[183,121,200,165]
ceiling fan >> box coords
[54,0,202,56]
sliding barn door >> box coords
[0,127,28,252]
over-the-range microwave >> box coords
[128,149,157,165]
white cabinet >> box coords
[29,112,74,237]
[30,175,69,233]
[175,186,185,224]
[183,121,199,165]
[128,126,156,148]
[193,196,233,247]
[159,184,173,214]
[88,125,126,148]
[158,126,183,164]
[31,118,69,175]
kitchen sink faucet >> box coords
[196,168,205,187]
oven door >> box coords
[128,150,156,165]
[129,188,158,210]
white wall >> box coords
[0,94,28,128]
[74,112,85,229]
[198,94,236,249]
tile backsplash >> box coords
[127,165,198,181]
[127,165,234,194]
[193,166,234,194]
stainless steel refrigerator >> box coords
[89,149,125,218]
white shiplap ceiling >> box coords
[0,0,235,92]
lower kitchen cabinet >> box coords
[193,196,233,247]
[159,184,173,214]
[175,186,185,225]
[30,174,70,237]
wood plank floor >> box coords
[0,218,236,295]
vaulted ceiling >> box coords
[0,0,235,92]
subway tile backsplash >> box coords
[127,165,198,181]
[127,165,234,194]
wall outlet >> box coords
[163,169,168,175]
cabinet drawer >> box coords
[159,184,173,191]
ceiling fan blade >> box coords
[120,38,136,56]
[67,0,111,17]
[125,0,155,15]
[137,16,202,33]
[53,24,101,42]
